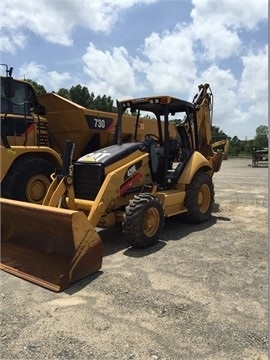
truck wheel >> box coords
[123,194,164,248]
[182,172,214,223]
[1,157,55,204]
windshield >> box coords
[1,78,39,116]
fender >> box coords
[1,146,62,181]
[178,151,212,184]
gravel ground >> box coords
[0,158,268,360]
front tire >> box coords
[182,172,214,223]
[123,193,164,248]
[1,156,55,204]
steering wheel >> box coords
[144,133,160,145]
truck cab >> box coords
[1,75,48,148]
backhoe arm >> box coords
[193,84,224,173]
[194,84,213,158]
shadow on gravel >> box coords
[99,225,167,258]
[124,240,166,258]
[161,215,216,241]
[213,202,231,222]
[98,202,231,258]
[99,225,127,257]
[66,204,232,294]
[65,271,104,295]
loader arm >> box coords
[86,152,149,227]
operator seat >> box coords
[176,124,192,162]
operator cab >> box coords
[117,95,198,188]
[1,65,47,148]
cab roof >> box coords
[119,95,195,115]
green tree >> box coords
[253,125,268,148]
[93,94,114,112]
[24,79,46,95]
[88,91,95,108]
[57,88,71,100]
[69,85,92,107]
[243,139,255,155]
[228,136,241,157]
[211,126,228,142]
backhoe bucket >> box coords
[0,198,103,292]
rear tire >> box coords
[1,156,55,204]
[123,193,164,248]
[182,172,214,223]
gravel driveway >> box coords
[1,158,268,360]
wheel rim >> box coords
[25,175,51,204]
[198,184,211,213]
[143,207,160,237]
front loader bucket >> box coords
[0,198,103,292]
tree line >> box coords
[27,79,115,112]
[27,79,268,158]
[212,125,268,157]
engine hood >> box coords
[77,143,145,167]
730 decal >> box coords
[85,115,114,131]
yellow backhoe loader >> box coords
[1,83,225,292]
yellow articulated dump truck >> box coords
[1,83,226,292]
[1,65,161,204]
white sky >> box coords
[1,0,268,139]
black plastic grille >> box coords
[73,163,105,200]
